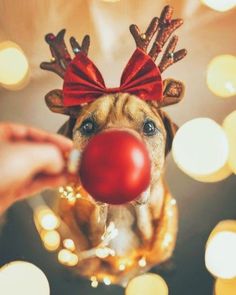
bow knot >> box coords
[63,48,163,107]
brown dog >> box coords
[41,5,186,285]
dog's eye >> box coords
[143,120,158,136]
[80,119,97,136]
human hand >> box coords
[0,123,73,213]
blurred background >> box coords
[0,0,236,294]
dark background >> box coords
[0,157,235,295]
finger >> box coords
[15,143,66,176]
[0,123,73,153]
[26,127,73,154]
[0,123,28,141]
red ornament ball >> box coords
[79,130,151,205]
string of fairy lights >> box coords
[0,1,236,295]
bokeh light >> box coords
[41,230,61,251]
[125,273,168,295]
[207,55,236,97]
[101,0,120,2]
[172,118,231,182]
[201,0,236,12]
[223,111,236,174]
[215,278,236,295]
[0,41,29,90]
[63,239,75,251]
[0,261,50,295]
[205,223,236,279]
[35,206,60,231]
[58,249,79,267]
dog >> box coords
[41,5,187,285]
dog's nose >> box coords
[79,130,151,205]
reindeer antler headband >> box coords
[40,6,187,115]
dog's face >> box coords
[70,93,177,192]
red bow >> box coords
[63,48,163,107]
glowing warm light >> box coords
[172,118,231,182]
[125,273,168,295]
[91,276,99,287]
[118,258,133,270]
[91,280,99,288]
[59,185,82,204]
[119,263,126,271]
[103,277,111,286]
[207,55,236,97]
[201,0,236,12]
[63,239,75,251]
[162,233,173,248]
[0,261,50,295]
[35,206,60,231]
[215,278,236,295]
[138,257,147,267]
[101,0,120,2]
[205,230,236,279]
[96,247,111,258]
[0,41,29,90]
[223,111,236,174]
[58,249,78,267]
[41,230,61,251]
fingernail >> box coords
[67,149,81,174]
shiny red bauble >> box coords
[79,130,151,205]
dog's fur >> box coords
[55,93,179,283]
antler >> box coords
[130,5,187,107]
[41,29,90,117]
[40,29,90,78]
[130,5,187,72]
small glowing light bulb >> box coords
[0,261,50,295]
[58,249,78,267]
[0,41,30,90]
[91,276,99,288]
[138,257,147,268]
[35,206,60,231]
[103,277,111,285]
[101,0,120,2]
[63,239,75,251]
[119,263,126,271]
[172,118,231,182]
[207,55,236,97]
[223,111,236,174]
[96,248,110,258]
[125,273,168,295]
[201,0,236,12]
[205,221,236,279]
[91,280,99,288]
[41,230,60,251]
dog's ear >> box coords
[158,109,178,155]
[45,89,81,117]
[158,78,185,108]
[58,117,77,139]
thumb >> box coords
[17,143,66,176]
